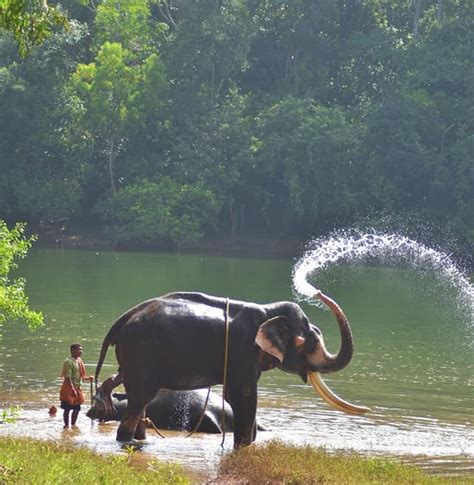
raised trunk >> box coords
[313,291,354,373]
[304,290,369,415]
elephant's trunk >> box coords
[311,291,353,373]
[307,291,370,415]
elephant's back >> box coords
[116,296,228,344]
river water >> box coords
[0,247,473,479]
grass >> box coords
[1,437,473,484]
[217,440,474,484]
[0,437,190,484]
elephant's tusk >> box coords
[308,371,370,415]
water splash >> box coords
[292,231,473,322]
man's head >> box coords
[70,342,83,358]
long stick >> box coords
[89,379,93,427]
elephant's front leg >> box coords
[227,382,257,448]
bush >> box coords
[0,220,43,333]
[98,178,220,247]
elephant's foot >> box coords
[116,416,140,442]
[116,428,134,442]
[233,437,252,449]
[134,419,147,440]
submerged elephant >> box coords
[94,291,369,447]
[87,388,242,434]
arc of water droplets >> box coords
[292,232,474,321]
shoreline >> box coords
[34,227,306,261]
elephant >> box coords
[87,388,242,434]
[94,290,369,448]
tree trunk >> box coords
[437,0,444,22]
[229,201,237,243]
[157,0,176,29]
[239,204,245,238]
[413,0,423,43]
[107,135,117,194]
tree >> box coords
[94,0,160,58]
[0,0,67,55]
[0,220,43,335]
[254,98,365,234]
[100,178,220,247]
[69,0,168,201]
[0,20,89,222]
[165,89,254,242]
[163,0,253,111]
[71,41,167,194]
[244,0,390,105]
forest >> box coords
[0,1,472,264]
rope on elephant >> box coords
[186,386,211,437]
[142,417,166,438]
[220,297,231,448]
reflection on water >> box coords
[0,248,473,478]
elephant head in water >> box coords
[94,291,369,448]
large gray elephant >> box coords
[87,389,241,434]
[94,291,368,448]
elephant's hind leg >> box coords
[116,412,141,441]
[116,395,153,441]
[133,410,147,440]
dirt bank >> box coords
[33,224,305,260]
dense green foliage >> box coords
[0,1,472,259]
[0,220,43,334]
[0,0,67,55]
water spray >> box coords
[293,231,473,320]
[291,230,473,415]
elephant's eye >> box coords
[304,329,320,352]
[304,336,317,353]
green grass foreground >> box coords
[0,437,190,484]
[1,438,473,484]
[218,441,473,485]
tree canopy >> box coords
[0,0,472,261]
[0,0,67,55]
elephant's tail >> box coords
[94,329,115,387]
[94,300,152,386]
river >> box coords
[0,247,473,479]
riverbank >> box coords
[0,437,471,484]
[33,223,305,260]
[31,221,474,270]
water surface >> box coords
[0,248,472,477]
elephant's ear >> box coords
[255,316,290,363]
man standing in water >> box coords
[59,343,93,428]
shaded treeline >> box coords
[0,1,472,261]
